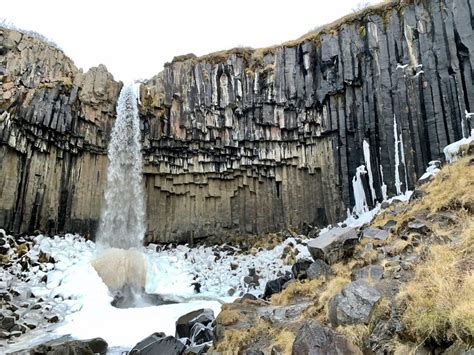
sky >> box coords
[2,0,379,83]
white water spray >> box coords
[97,84,145,249]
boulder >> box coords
[291,258,313,280]
[328,280,381,327]
[361,228,389,241]
[0,314,15,331]
[352,265,384,281]
[262,272,293,300]
[129,334,185,355]
[306,260,332,280]
[292,320,361,354]
[175,309,214,339]
[29,337,108,355]
[307,227,358,265]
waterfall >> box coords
[97,84,145,249]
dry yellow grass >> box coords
[271,329,296,355]
[374,156,474,233]
[216,307,243,326]
[213,319,295,354]
[398,217,474,344]
[336,324,369,349]
[213,319,270,352]
[271,279,323,306]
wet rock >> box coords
[190,322,213,345]
[362,228,389,241]
[175,309,214,339]
[292,320,361,354]
[352,265,384,281]
[306,259,332,280]
[263,273,293,300]
[130,334,184,355]
[0,315,15,331]
[328,280,381,327]
[29,337,108,355]
[243,267,260,287]
[291,258,313,280]
[307,227,358,265]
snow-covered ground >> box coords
[3,233,311,352]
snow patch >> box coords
[443,129,474,163]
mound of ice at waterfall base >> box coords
[92,248,147,290]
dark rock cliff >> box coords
[1,0,472,242]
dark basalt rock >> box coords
[262,272,293,300]
[328,280,382,327]
[291,258,313,280]
[292,320,361,354]
[28,337,108,355]
[175,309,214,339]
[130,334,185,355]
[189,322,213,345]
[306,259,332,280]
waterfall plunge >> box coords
[97,84,145,249]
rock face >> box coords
[1,0,473,242]
[0,28,120,239]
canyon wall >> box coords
[1,0,473,242]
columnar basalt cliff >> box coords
[1,0,473,242]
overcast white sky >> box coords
[2,0,379,82]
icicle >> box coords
[463,110,473,137]
[399,130,409,193]
[393,115,402,195]
[379,164,388,201]
[352,165,369,216]
[363,140,376,203]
